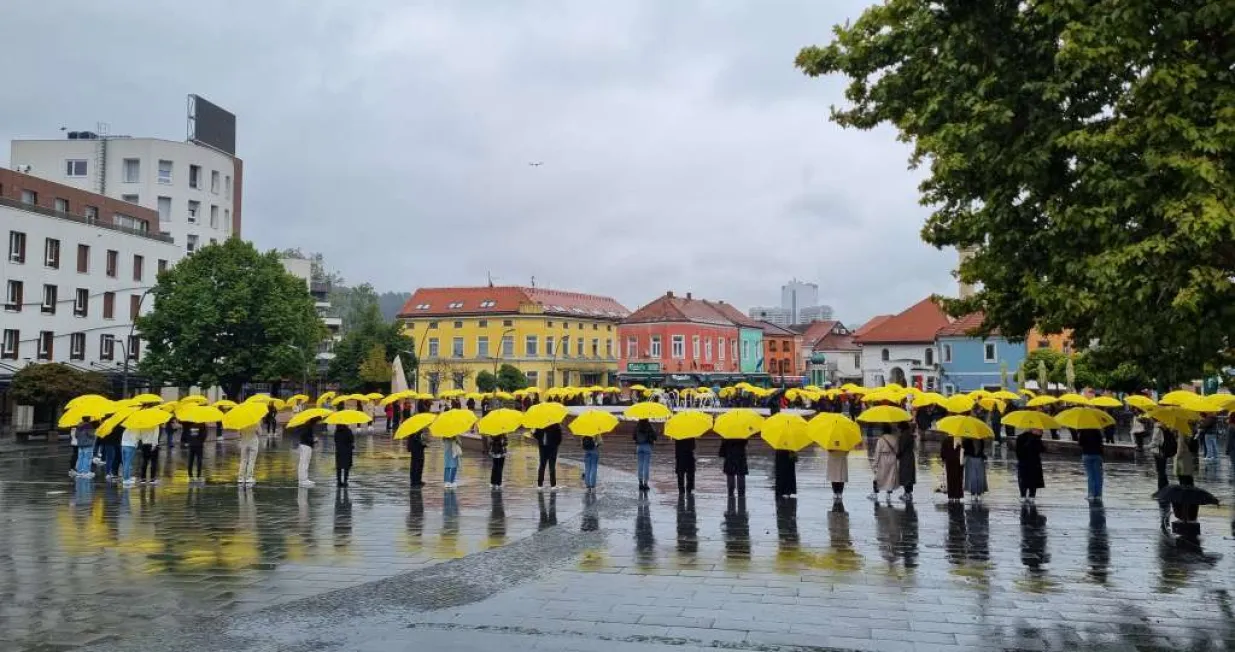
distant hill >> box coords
[378,291,411,322]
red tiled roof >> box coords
[815,332,860,351]
[854,297,952,344]
[756,320,798,337]
[798,320,840,348]
[398,286,629,319]
[624,292,736,327]
[936,312,998,338]
[703,300,765,329]
[853,315,892,338]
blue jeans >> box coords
[76,445,95,475]
[121,446,137,480]
[1203,433,1219,459]
[1082,454,1103,498]
[103,445,117,475]
[636,443,652,483]
[584,449,599,488]
[444,465,458,484]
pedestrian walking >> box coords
[68,425,80,477]
[870,426,899,502]
[74,418,97,479]
[385,402,396,433]
[120,426,140,487]
[534,423,563,491]
[442,436,462,488]
[718,438,748,497]
[1015,428,1045,502]
[298,418,318,487]
[1131,413,1151,452]
[237,425,260,486]
[1150,424,1178,490]
[1078,428,1104,500]
[164,416,178,451]
[102,426,122,481]
[826,448,848,499]
[1175,433,1199,486]
[962,437,988,500]
[674,437,695,495]
[940,436,964,502]
[185,422,207,482]
[407,429,427,488]
[334,424,354,487]
[1199,415,1220,460]
[137,427,161,484]
[582,434,601,490]
[774,449,797,499]
[490,433,507,490]
[264,403,278,436]
[897,422,916,502]
[634,419,656,492]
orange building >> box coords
[758,321,802,381]
[1027,328,1074,354]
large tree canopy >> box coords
[798,1,1234,384]
[137,239,325,399]
[327,303,415,392]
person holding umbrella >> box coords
[185,422,208,483]
[407,427,428,488]
[1015,428,1045,503]
[1150,424,1179,490]
[718,437,748,498]
[334,424,355,487]
[74,417,97,479]
[534,422,563,492]
[633,419,657,493]
[897,422,916,502]
[871,425,900,502]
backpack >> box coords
[1162,431,1178,459]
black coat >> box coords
[674,439,696,473]
[334,426,355,454]
[1015,432,1045,489]
[535,424,563,449]
[897,428,916,486]
[718,439,748,476]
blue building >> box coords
[936,313,1027,394]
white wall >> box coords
[822,347,862,379]
[1,203,181,371]
[860,342,940,390]
[11,137,238,253]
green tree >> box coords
[358,343,392,389]
[798,1,1235,385]
[474,370,498,393]
[495,364,528,392]
[328,303,415,392]
[10,364,110,408]
[137,239,325,400]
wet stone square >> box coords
[2,433,1234,651]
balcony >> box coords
[322,316,342,329]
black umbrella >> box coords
[1153,484,1220,506]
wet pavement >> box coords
[2,434,1234,651]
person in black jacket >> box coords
[634,419,657,492]
[489,433,507,489]
[1015,428,1045,502]
[334,424,355,487]
[718,438,748,497]
[184,422,208,482]
[1077,428,1104,500]
[674,438,696,494]
[407,430,427,488]
[773,449,797,499]
[535,423,563,491]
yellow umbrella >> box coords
[97,407,140,438]
[1160,390,1198,406]
[883,383,905,391]
[213,399,238,410]
[1026,396,1058,408]
[131,393,164,405]
[495,391,515,401]
[1125,395,1158,410]
[1147,407,1201,434]
[1205,394,1235,410]
[114,398,142,409]
[1058,393,1090,406]
[325,409,372,426]
[624,402,672,420]
[287,408,333,429]
[569,410,620,437]
[287,394,310,404]
[439,389,465,399]
[943,394,975,414]
[178,394,210,405]
[978,398,1007,413]
[365,392,384,401]
[430,409,477,438]
[380,391,414,407]
[760,413,813,452]
[936,415,994,439]
[477,409,524,436]
[394,413,437,439]
[465,392,485,402]
[66,394,110,410]
[1177,395,1222,413]
[316,391,337,407]
[331,394,357,406]
[271,398,288,411]
[990,390,1021,401]
[857,406,912,423]
[863,389,907,404]
[605,387,621,393]
[713,409,764,439]
[58,401,118,426]
[1001,410,1061,430]
[911,392,947,408]
[968,389,992,399]
[1055,407,1116,430]
[523,402,568,429]
[121,408,171,429]
[807,413,863,451]
[176,405,226,424]
[522,387,541,394]
[157,401,179,413]
[628,384,648,392]
[840,383,864,393]
[1088,396,1123,409]
[221,403,267,430]
[245,393,274,404]
[664,411,714,440]
[1019,389,1037,398]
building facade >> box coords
[1,168,181,388]
[12,126,242,255]
[758,321,802,382]
[703,300,766,375]
[854,297,952,390]
[398,287,629,393]
[749,279,834,326]
[798,321,862,387]
[936,313,1027,394]
[280,258,342,375]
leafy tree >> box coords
[329,283,381,336]
[798,1,1235,385]
[475,370,498,393]
[137,239,325,400]
[10,364,110,408]
[496,364,528,392]
[358,344,392,389]
[327,303,414,392]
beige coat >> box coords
[874,434,900,491]
[826,450,849,483]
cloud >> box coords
[0,0,957,325]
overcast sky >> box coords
[0,0,957,325]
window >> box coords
[854,354,861,368]
[210,205,219,228]
[478,300,496,309]
[502,335,514,356]
[8,229,25,261]
[427,338,439,357]
[4,280,23,311]
[189,164,201,189]
[414,304,430,310]
[477,336,490,358]
[54,198,69,213]
[186,235,199,252]
[577,323,584,330]
[223,209,230,229]
[99,334,115,361]
[576,337,584,356]
[133,255,144,281]
[944,383,955,396]
[41,285,57,314]
[525,370,538,388]
[546,321,554,328]
[105,250,118,276]
[718,338,725,361]
[671,335,685,359]
[447,301,463,309]
[122,158,140,183]
[114,214,146,233]
[453,320,463,328]
[502,320,513,327]
[157,196,172,222]
[881,348,890,362]
[650,335,662,358]
[66,159,88,177]
[121,194,139,204]
[452,337,464,358]
[428,321,438,329]
[224,175,232,199]
[37,331,53,360]
[70,333,85,361]
[1,329,17,359]
[626,336,637,358]
[478,320,488,328]
[209,238,217,246]
[526,335,539,357]
[591,338,599,357]
[76,244,89,273]
[84,206,97,223]
[188,200,200,223]
[157,259,168,274]
[127,335,140,361]
[74,288,88,317]
[605,339,613,358]
[546,335,555,356]
[704,338,712,361]
[157,160,173,184]
[129,294,142,320]
[44,238,60,268]
[732,339,739,361]
[742,340,749,360]
[102,292,115,319]
[592,323,599,330]
[21,189,37,205]
[983,342,998,363]
[924,348,934,367]
[210,170,220,194]
[692,335,700,359]
[942,344,953,363]
[451,372,465,390]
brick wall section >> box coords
[231,156,243,236]
[0,168,158,232]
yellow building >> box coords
[398,286,631,393]
[1027,328,1075,354]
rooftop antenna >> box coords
[530,275,536,288]
[486,271,495,288]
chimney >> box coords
[666,291,674,298]
[686,292,693,300]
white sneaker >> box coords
[123,479,135,488]
[550,486,559,493]
[300,479,316,487]
[69,470,77,478]
[247,478,256,485]
[538,485,546,492]
[149,480,160,486]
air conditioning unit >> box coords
[14,164,31,173]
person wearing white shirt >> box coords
[237,426,261,485]
[120,427,141,487]
[137,427,161,484]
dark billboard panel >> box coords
[187,94,236,155]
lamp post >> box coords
[120,287,156,397]
[493,327,516,377]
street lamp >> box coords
[493,327,516,377]
[120,287,156,397]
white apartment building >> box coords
[280,258,342,373]
[1,168,181,378]
[11,131,241,255]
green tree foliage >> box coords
[10,364,110,408]
[358,343,392,388]
[798,1,1235,385]
[495,364,528,392]
[328,303,415,392]
[474,370,498,393]
[137,239,325,400]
